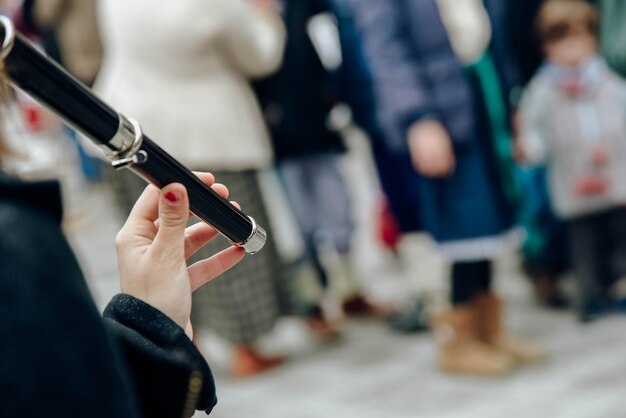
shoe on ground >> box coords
[473,293,546,364]
[578,298,610,323]
[387,299,430,334]
[342,295,395,318]
[614,297,626,314]
[305,305,342,339]
[232,346,285,378]
[432,306,516,376]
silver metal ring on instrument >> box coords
[0,15,16,60]
[99,114,144,160]
[240,216,267,254]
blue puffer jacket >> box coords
[349,0,521,153]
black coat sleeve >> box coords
[104,295,217,417]
[0,195,216,418]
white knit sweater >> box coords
[94,0,285,170]
[520,58,626,219]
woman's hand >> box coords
[407,119,456,178]
[115,173,245,339]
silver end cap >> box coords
[241,216,267,254]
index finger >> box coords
[192,172,216,187]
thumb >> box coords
[154,183,189,251]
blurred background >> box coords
[1,0,626,417]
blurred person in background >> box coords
[21,0,102,86]
[19,0,104,182]
[351,0,545,375]
[519,0,626,323]
[0,86,244,414]
[330,0,429,332]
[0,0,15,14]
[95,0,293,377]
[255,0,390,337]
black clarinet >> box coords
[0,17,266,254]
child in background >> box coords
[520,0,626,322]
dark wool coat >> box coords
[254,0,344,160]
[0,173,216,417]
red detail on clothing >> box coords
[573,177,610,196]
[377,197,401,251]
[561,77,586,97]
[23,106,44,132]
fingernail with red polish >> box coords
[165,192,178,202]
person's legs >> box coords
[309,154,354,256]
[190,171,287,377]
[231,345,284,378]
[278,158,320,260]
[454,261,546,363]
[567,212,609,322]
[607,208,626,287]
[473,291,546,364]
[607,208,626,312]
[306,154,357,303]
[434,259,544,374]
[279,159,328,293]
[278,158,341,334]
[308,154,394,316]
[431,260,514,375]
[450,261,492,305]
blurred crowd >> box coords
[2,0,626,397]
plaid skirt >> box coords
[108,169,295,344]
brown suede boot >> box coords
[474,293,546,364]
[431,306,516,375]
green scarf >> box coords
[466,52,522,206]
